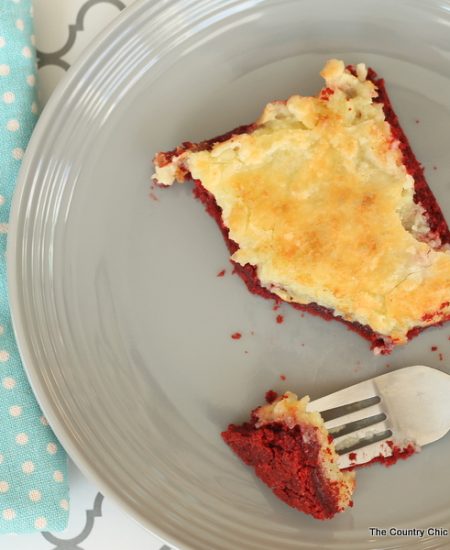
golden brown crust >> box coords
[153,60,450,344]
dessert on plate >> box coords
[222,390,417,520]
[153,59,450,353]
[222,391,356,520]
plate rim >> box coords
[7,0,450,548]
[7,0,177,548]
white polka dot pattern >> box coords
[34,516,47,529]
[46,442,57,455]
[6,118,18,131]
[15,432,28,445]
[3,91,15,104]
[2,376,16,389]
[53,470,64,483]
[9,405,22,417]
[21,461,34,475]
[2,509,16,521]
[28,489,41,502]
[0,0,68,533]
[12,147,24,159]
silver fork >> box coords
[306,365,450,469]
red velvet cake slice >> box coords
[221,391,355,520]
[153,59,450,354]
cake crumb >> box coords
[276,314,284,324]
[231,332,242,340]
[431,346,438,351]
[320,87,334,100]
[280,374,286,381]
[415,119,420,123]
[385,363,391,369]
[377,441,417,467]
[149,192,159,201]
[433,166,437,170]
[244,350,249,354]
[272,303,280,311]
[265,390,278,403]
[217,269,226,277]
[439,353,444,361]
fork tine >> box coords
[324,403,384,430]
[328,412,386,438]
[307,379,377,413]
[338,438,393,469]
[333,421,390,452]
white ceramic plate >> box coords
[8,1,450,548]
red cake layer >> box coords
[222,391,415,519]
[345,441,417,471]
[154,68,450,353]
[368,68,450,246]
[222,419,352,520]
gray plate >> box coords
[8,0,450,548]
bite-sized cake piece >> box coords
[221,391,355,520]
[153,59,450,354]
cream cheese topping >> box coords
[154,59,450,343]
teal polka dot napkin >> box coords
[0,0,69,533]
